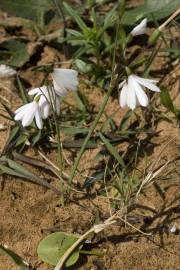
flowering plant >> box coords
[0,1,179,270]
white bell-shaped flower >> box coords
[131,18,147,36]
[51,68,78,96]
[14,101,43,129]
[28,86,60,118]
[119,74,160,110]
[0,64,16,77]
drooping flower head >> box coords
[119,75,160,110]
[28,86,60,118]
[0,64,16,77]
[131,18,147,36]
[14,68,79,129]
[14,100,43,129]
[51,68,79,96]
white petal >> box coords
[22,102,37,127]
[14,109,27,121]
[0,64,16,77]
[119,83,128,108]
[28,86,48,96]
[133,75,160,92]
[127,77,137,110]
[133,80,149,107]
[39,94,48,107]
[132,75,159,84]
[35,109,43,129]
[14,103,32,121]
[131,18,147,36]
[15,103,30,114]
[51,68,78,96]
[41,102,50,119]
[52,78,68,96]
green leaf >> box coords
[63,2,89,34]
[122,0,180,25]
[0,164,26,178]
[15,134,28,147]
[98,132,125,167]
[63,139,97,149]
[75,59,93,74]
[7,159,36,179]
[61,127,90,135]
[0,40,29,67]
[160,87,176,115]
[16,76,29,104]
[0,245,31,270]
[31,130,42,146]
[119,110,133,130]
[6,126,20,145]
[37,232,82,267]
[0,0,53,26]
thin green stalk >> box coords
[68,82,114,187]
[68,1,125,189]
[47,85,65,203]
[54,117,63,177]
[54,114,65,206]
[53,0,69,59]
[79,250,103,256]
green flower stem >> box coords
[68,81,114,188]
[54,116,65,205]
[54,118,63,176]
[79,250,103,257]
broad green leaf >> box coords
[66,29,84,38]
[37,232,82,267]
[122,0,180,25]
[0,164,26,178]
[63,139,97,149]
[7,159,37,179]
[15,134,28,147]
[75,59,93,74]
[98,132,125,167]
[0,40,29,67]
[0,245,31,270]
[0,0,53,26]
[61,127,90,135]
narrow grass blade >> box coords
[16,75,29,104]
[0,244,32,270]
[98,132,125,167]
[63,2,89,34]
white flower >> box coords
[28,86,60,118]
[51,68,78,96]
[0,64,16,77]
[131,18,147,36]
[14,101,43,129]
[169,225,177,233]
[119,74,160,110]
